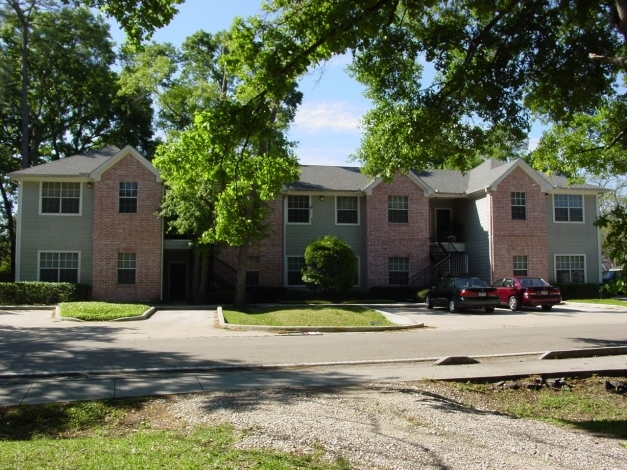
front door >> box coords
[168,262,188,302]
[435,209,452,242]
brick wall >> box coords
[491,167,548,281]
[92,154,163,302]
[366,174,430,287]
[218,196,284,286]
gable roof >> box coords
[284,165,373,192]
[9,145,161,182]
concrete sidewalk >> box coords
[1,352,625,407]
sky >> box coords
[104,0,541,167]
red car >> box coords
[492,277,561,311]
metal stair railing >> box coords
[212,257,237,289]
[408,255,452,289]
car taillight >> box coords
[524,289,536,296]
[554,288,561,295]
[487,291,498,297]
[460,290,477,297]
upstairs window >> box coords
[117,253,136,285]
[388,196,408,223]
[511,192,526,220]
[287,195,310,223]
[119,182,138,213]
[554,194,583,222]
[336,196,359,224]
[513,255,528,276]
[41,182,80,214]
[39,252,79,283]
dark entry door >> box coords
[435,209,452,242]
[169,263,188,302]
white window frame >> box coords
[388,257,410,285]
[285,255,305,286]
[554,254,586,283]
[117,253,137,285]
[553,194,584,224]
[511,192,526,220]
[388,196,409,223]
[513,255,528,276]
[335,196,360,225]
[37,251,81,283]
[39,181,82,216]
[286,195,311,225]
[118,182,138,214]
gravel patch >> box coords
[164,381,626,469]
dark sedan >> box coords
[425,276,500,313]
[492,276,561,311]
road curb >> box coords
[540,346,627,360]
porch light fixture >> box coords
[319,195,324,201]
[86,182,93,189]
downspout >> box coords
[487,187,494,284]
[15,181,23,281]
[596,193,603,283]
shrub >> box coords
[0,282,91,305]
[416,288,430,302]
[302,235,357,301]
[554,283,601,300]
[368,286,416,302]
[246,286,288,303]
[206,290,252,305]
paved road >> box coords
[1,302,626,375]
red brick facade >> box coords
[92,154,162,302]
[490,168,548,281]
[366,175,430,286]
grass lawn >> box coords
[59,302,150,321]
[567,298,627,307]
[437,376,627,439]
[222,305,395,327]
[0,400,351,470]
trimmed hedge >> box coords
[0,282,91,305]
[368,286,417,302]
[555,283,602,300]
[206,290,252,305]
[246,286,288,303]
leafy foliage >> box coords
[302,235,357,300]
[0,282,90,304]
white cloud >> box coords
[294,101,363,134]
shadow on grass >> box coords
[0,397,149,441]
[560,418,627,439]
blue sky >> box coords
[104,0,541,166]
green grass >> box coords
[59,302,150,321]
[567,298,627,307]
[222,305,395,327]
[448,376,627,438]
[0,400,351,469]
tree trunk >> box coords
[233,242,249,310]
[193,252,201,303]
[196,251,209,304]
[0,179,16,280]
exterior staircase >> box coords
[408,241,468,289]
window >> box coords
[246,256,260,286]
[287,256,305,285]
[119,182,138,213]
[554,194,583,222]
[336,196,358,224]
[555,255,585,283]
[287,195,310,223]
[117,253,136,285]
[41,182,80,214]
[389,257,409,285]
[511,192,526,220]
[39,252,79,282]
[388,196,408,223]
[513,255,528,276]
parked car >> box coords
[492,276,561,311]
[602,268,624,283]
[425,276,500,313]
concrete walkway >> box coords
[1,352,625,407]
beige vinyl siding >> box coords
[284,195,366,287]
[460,196,491,281]
[546,194,601,284]
[19,181,93,283]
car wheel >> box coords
[425,295,433,309]
[508,296,520,311]
[485,307,494,313]
[541,305,553,311]
[448,299,457,313]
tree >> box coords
[302,235,357,301]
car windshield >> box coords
[519,278,550,287]
[602,271,617,281]
[454,278,488,288]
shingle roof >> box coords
[548,174,605,191]
[9,146,119,178]
[285,165,374,191]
